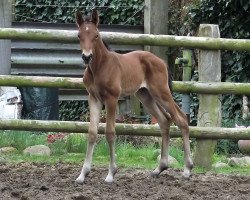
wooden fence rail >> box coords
[0,28,250,51]
[1,119,250,140]
[0,75,250,95]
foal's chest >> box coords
[83,70,115,102]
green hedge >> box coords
[14,0,144,25]
[185,0,249,154]
[185,0,250,125]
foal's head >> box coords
[76,10,100,65]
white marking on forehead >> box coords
[85,26,89,31]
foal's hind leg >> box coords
[136,88,171,177]
[172,103,194,177]
[148,86,193,178]
[75,95,102,184]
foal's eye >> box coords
[95,34,99,39]
[77,34,80,39]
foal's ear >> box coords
[76,11,84,27]
[91,9,99,26]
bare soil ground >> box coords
[0,163,249,200]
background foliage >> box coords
[185,0,250,154]
[59,100,88,121]
[185,0,250,126]
[14,0,144,25]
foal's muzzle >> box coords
[82,53,93,65]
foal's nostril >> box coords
[82,54,93,64]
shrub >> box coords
[185,0,250,124]
[14,0,144,25]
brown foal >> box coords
[75,10,193,184]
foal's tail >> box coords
[167,64,173,93]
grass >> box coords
[0,131,46,153]
[0,130,250,176]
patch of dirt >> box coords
[0,163,249,200]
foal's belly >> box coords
[120,80,147,97]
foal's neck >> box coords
[92,39,109,68]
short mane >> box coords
[102,40,110,51]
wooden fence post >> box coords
[194,24,221,170]
[139,0,169,117]
[182,49,193,122]
[144,0,169,62]
[0,0,12,75]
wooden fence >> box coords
[0,75,249,95]
[0,119,249,140]
[0,28,249,51]
[0,25,250,170]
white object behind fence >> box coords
[0,87,22,119]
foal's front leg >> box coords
[75,95,102,184]
[104,96,118,183]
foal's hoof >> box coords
[104,167,117,184]
[75,173,89,184]
[75,177,85,184]
[104,176,114,184]
[151,170,160,178]
[182,168,191,179]
[151,166,168,178]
